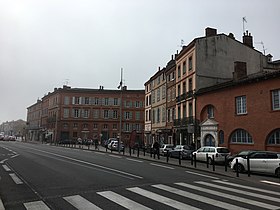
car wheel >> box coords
[275,168,280,178]
[234,163,244,173]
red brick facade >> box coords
[196,72,280,154]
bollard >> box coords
[212,155,215,171]
[166,151,169,163]
[137,147,139,157]
[225,155,228,172]
[150,148,152,158]
[106,147,107,152]
[179,151,181,165]
[129,147,132,156]
[194,153,197,168]
[191,154,193,166]
[247,156,251,177]
[143,147,145,156]
[236,158,239,177]
[153,149,156,159]
[206,153,209,168]
[123,147,125,155]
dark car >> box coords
[169,145,195,159]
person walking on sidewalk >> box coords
[153,141,160,159]
[94,139,99,150]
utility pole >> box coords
[118,68,123,153]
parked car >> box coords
[169,145,195,159]
[159,144,174,156]
[108,140,124,151]
[104,138,117,148]
[227,150,258,165]
[230,151,280,177]
[192,146,230,164]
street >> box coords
[0,141,279,210]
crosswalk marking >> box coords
[152,184,249,210]
[196,181,280,203]
[213,180,280,195]
[9,173,23,184]
[176,182,279,210]
[24,201,50,210]
[2,164,11,171]
[260,180,280,187]
[127,187,201,210]
[185,170,220,179]
[97,190,152,210]
[63,195,102,210]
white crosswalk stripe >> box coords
[127,187,201,210]
[63,195,102,210]
[97,190,152,210]
[23,180,280,210]
[24,201,50,210]
[196,181,280,203]
[176,182,279,210]
[152,184,249,210]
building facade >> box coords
[196,70,280,153]
[26,85,145,146]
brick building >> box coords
[27,85,145,146]
[196,70,280,154]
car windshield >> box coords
[237,151,251,156]
[174,145,182,149]
[217,148,230,153]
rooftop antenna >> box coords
[242,17,247,33]
[255,41,267,55]
[177,39,185,48]
[64,79,69,86]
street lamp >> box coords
[117,68,123,153]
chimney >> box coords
[243,30,253,48]
[233,61,247,80]
[122,86,127,90]
[205,27,217,37]
[228,33,235,39]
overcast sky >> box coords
[0,0,279,123]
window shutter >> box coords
[72,97,75,105]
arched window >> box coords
[267,129,280,145]
[231,129,253,144]
[207,105,214,118]
[219,130,224,144]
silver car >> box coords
[192,146,230,164]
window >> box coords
[93,124,98,129]
[162,85,166,99]
[113,98,118,106]
[157,89,160,102]
[149,95,151,105]
[74,109,79,118]
[177,84,181,96]
[64,96,70,105]
[272,89,280,110]
[219,130,224,144]
[135,111,140,120]
[207,105,214,118]
[135,124,140,131]
[189,102,193,117]
[83,123,88,129]
[63,123,68,129]
[125,112,130,120]
[231,129,253,144]
[103,124,108,129]
[85,97,89,105]
[103,98,108,105]
[152,91,155,104]
[125,123,130,132]
[162,106,165,123]
[188,78,193,91]
[177,65,181,78]
[73,123,78,128]
[188,56,193,70]
[74,97,80,104]
[135,101,140,108]
[183,61,186,74]
[103,110,109,118]
[93,109,99,118]
[157,108,160,123]
[113,110,118,119]
[267,129,280,145]
[113,124,117,129]
[63,109,69,118]
[183,82,186,94]
[236,96,247,115]
[83,109,89,118]
[94,97,99,105]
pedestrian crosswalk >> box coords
[23,180,280,210]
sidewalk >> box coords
[55,143,280,184]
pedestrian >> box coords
[153,141,160,159]
[95,139,99,150]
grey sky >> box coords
[0,0,279,123]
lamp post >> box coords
[117,68,123,153]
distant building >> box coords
[196,70,280,153]
[26,85,145,146]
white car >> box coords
[159,144,174,156]
[230,151,280,177]
[192,146,230,164]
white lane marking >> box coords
[109,154,122,158]
[94,152,105,155]
[127,187,201,210]
[64,195,102,210]
[25,147,143,179]
[2,165,11,171]
[0,198,5,210]
[97,191,152,210]
[196,181,280,203]
[11,154,19,158]
[176,182,279,210]
[9,173,23,184]
[126,158,143,163]
[150,163,174,170]
[0,159,8,164]
[24,201,50,210]
[213,180,280,195]
[185,170,220,179]
[153,184,249,210]
[260,180,280,187]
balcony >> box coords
[174,117,196,127]
[176,91,194,103]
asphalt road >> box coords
[0,141,279,210]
